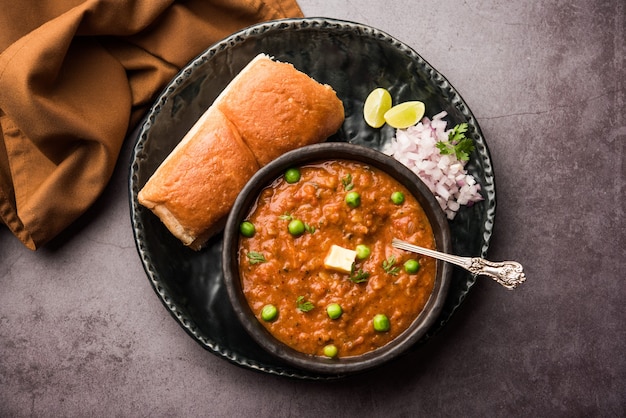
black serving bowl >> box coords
[222,142,453,375]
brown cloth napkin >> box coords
[0,0,303,250]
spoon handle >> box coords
[391,239,526,290]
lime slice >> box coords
[363,88,392,128]
[384,101,425,129]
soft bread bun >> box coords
[138,54,344,250]
[216,55,345,166]
[138,107,259,250]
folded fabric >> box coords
[0,0,303,250]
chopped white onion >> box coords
[383,112,483,219]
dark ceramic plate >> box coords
[129,17,496,379]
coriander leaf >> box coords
[341,173,354,191]
[436,123,475,161]
[296,296,314,312]
[449,123,468,142]
[349,264,370,283]
[279,213,293,221]
[304,222,316,234]
[382,255,401,276]
[436,141,455,156]
[246,251,266,265]
[454,138,475,161]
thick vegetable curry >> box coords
[238,160,436,358]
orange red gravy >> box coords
[238,160,436,358]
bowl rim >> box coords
[222,142,453,374]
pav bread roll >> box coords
[215,55,345,166]
[138,54,344,250]
[138,107,260,250]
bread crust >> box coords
[138,107,259,249]
[216,56,345,166]
[138,54,344,250]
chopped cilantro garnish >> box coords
[341,173,354,191]
[382,255,401,276]
[296,296,314,312]
[279,213,293,221]
[349,263,370,283]
[246,251,266,265]
[436,123,475,161]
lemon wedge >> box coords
[384,101,425,129]
[363,88,392,128]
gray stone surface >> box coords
[1,0,624,416]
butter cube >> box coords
[324,245,357,274]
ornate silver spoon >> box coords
[391,238,526,290]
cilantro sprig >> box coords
[279,213,293,221]
[246,251,266,265]
[341,173,354,191]
[349,264,370,283]
[436,123,475,161]
[296,296,315,312]
[382,255,401,276]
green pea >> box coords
[239,221,256,237]
[326,303,343,319]
[345,191,361,208]
[261,304,278,322]
[373,314,390,332]
[355,244,371,260]
[404,259,420,274]
[323,344,338,358]
[391,191,405,205]
[284,168,301,184]
[288,219,305,236]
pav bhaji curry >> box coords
[238,160,436,358]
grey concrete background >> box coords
[1,0,624,416]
